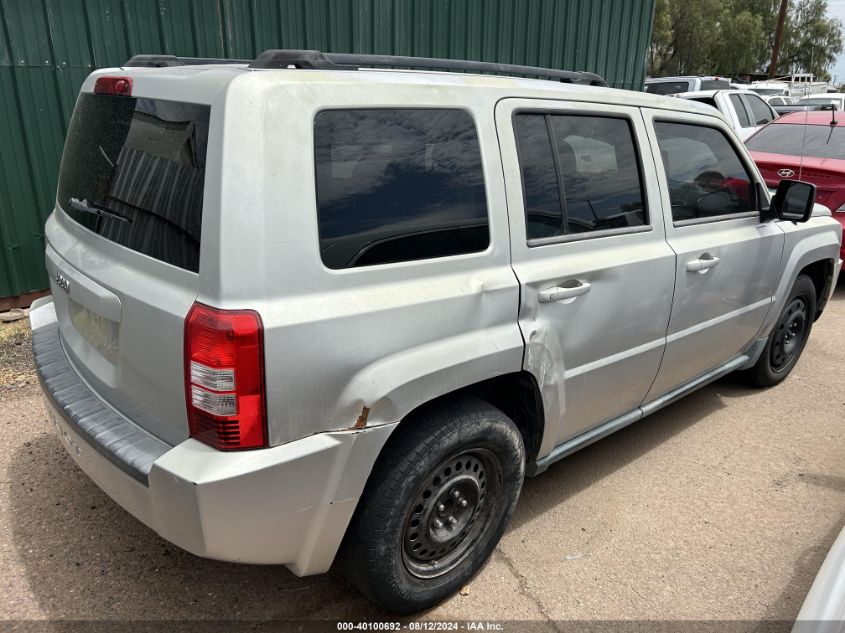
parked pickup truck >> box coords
[677,89,778,141]
[31,50,842,613]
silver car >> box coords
[31,50,842,613]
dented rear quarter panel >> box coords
[204,72,524,446]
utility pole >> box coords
[769,0,789,78]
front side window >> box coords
[314,109,489,269]
[729,94,752,127]
[654,121,755,222]
[514,113,647,240]
[745,94,775,125]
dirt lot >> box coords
[1,284,843,629]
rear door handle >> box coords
[686,254,720,273]
[538,281,592,303]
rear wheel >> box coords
[338,396,525,613]
[742,274,816,387]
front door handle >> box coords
[538,281,592,303]
[686,253,720,273]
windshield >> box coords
[57,93,210,272]
[747,124,845,159]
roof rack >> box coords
[122,49,607,86]
[124,54,249,68]
[249,49,608,86]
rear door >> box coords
[495,99,675,453]
[641,108,784,400]
[45,76,215,445]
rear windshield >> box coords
[57,93,210,272]
[646,81,690,95]
[751,87,787,96]
[699,79,731,90]
[798,98,841,108]
[747,124,845,159]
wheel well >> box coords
[799,259,834,319]
[393,372,545,461]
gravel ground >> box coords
[0,319,36,398]
[0,283,843,630]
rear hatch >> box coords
[46,73,217,445]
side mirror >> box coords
[771,179,815,222]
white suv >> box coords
[31,50,842,612]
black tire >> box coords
[338,395,525,613]
[742,274,816,388]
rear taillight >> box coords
[94,76,133,96]
[184,303,267,450]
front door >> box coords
[641,108,785,400]
[495,99,676,456]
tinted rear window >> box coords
[646,81,690,95]
[700,80,731,90]
[747,124,845,159]
[314,109,489,269]
[57,93,210,272]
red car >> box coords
[746,111,845,259]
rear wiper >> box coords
[67,198,131,224]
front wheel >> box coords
[741,274,816,388]
[338,396,525,613]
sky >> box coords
[830,0,845,84]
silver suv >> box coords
[31,50,842,613]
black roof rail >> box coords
[248,49,608,87]
[124,54,249,68]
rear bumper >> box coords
[31,298,395,575]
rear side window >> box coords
[514,113,647,240]
[513,115,563,239]
[314,109,489,269]
[57,93,210,272]
[729,94,752,127]
[654,121,755,222]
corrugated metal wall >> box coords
[0,0,655,301]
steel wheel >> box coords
[401,449,503,579]
[770,296,808,372]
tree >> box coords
[648,0,843,79]
[777,0,843,79]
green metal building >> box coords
[0,0,656,304]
